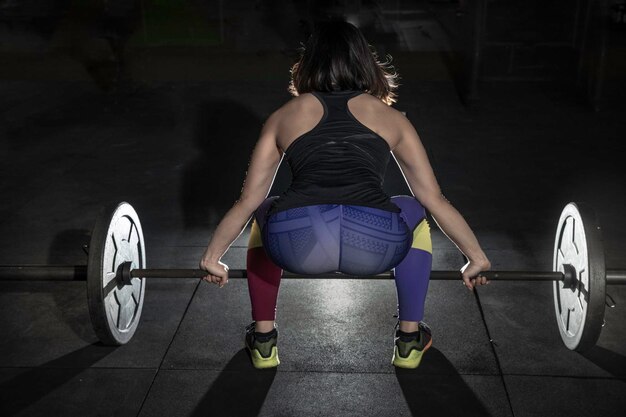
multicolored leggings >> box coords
[246,196,432,322]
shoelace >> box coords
[245,322,256,334]
[392,314,400,340]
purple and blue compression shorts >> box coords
[246,195,432,322]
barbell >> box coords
[0,201,624,351]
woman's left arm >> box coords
[199,113,283,286]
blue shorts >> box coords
[249,196,433,321]
[256,199,417,276]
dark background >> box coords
[1,2,625,416]
[1,0,624,265]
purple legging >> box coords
[248,195,432,321]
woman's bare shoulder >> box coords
[264,94,315,127]
[273,93,318,115]
[267,94,324,150]
[353,93,405,118]
[349,93,411,148]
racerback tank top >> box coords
[268,90,399,216]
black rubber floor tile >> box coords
[506,375,626,417]
[0,279,197,368]
[477,280,616,377]
[580,286,626,378]
[139,367,511,417]
[0,367,155,417]
[161,279,499,375]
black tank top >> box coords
[268,90,399,215]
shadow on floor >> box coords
[0,343,117,417]
[191,349,275,417]
[582,345,626,378]
[395,348,493,416]
[47,228,96,343]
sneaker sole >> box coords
[391,338,432,369]
[247,345,280,369]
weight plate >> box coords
[553,202,606,351]
[87,202,146,345]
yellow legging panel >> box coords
[412,219,432,254]
[249,219,263,249]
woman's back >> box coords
[274,91,402,152]
[268,90,406,215]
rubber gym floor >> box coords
[2,21,626,417]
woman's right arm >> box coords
[390,113,491,290]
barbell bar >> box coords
[3,266,625,283]
[606,270,626,284]
[134,268,619,282]
[0,201,622,352]
[0,265,584,282]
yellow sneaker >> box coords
[245,322,280,369]
[392,321,432,369]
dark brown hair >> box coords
[289,20,399,105]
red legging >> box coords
[246,198,283,321]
